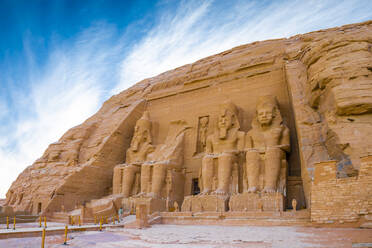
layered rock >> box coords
[4,21,372,221]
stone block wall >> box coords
[311,156,372,224]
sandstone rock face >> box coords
[4,21,372,225]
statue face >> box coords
[200,117,209,128]
[218,109,234,139]
[257,106,274,126]
[218,110,233,130]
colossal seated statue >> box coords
[200,101,245,196]
[132,120,189,213]
[112,111,154,197]
[230,95,290,212]
[139,120,188,197]
[182,101,244,212]
[245,95,290,193]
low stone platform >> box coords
[229,192,285,211]
[181,195,229,212]
[132,197,166,214]
[159,210,311,226]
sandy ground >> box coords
[0,224,371,248]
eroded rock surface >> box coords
[4,21,372,221]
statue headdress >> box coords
[219,100,240,129]
[252,95,283,128]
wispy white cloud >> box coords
[113,0,372,92]
[1,0,371,197]
[0,23,123,197]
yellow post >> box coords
[39,216,42,228]
[13,216,16,230]
[63,225,68,245]
[99,219,102,232]
[78,216,81,226]
[105,217,108,224]
[6,216,9,229]
[112,216,115,224]
[41,228,45,248]
[117,214,120,223]
[94,216,97,225]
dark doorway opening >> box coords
[37,202,42,214]
[192,178,200,195]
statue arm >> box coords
[280,127,290,153]
[125,149,132,164]
[237,131,245,151]
[205,136,213,154]
[245,131,253,149]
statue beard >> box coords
[131,139,139,152]
[219,127,228,139]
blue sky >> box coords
[0,0,371,198]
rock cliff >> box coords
[4,20,372,215]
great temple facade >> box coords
[3,21,372,227]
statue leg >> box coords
[151,164,167,198]
[263,147,283,193]
[246,150,260,193]
[201,156,214,195]
[122,165,140,198]
[113,166,124,194]
[215,153,234,195]
[140,164,151,194]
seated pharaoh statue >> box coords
[182,101,244,212]
[230,95,290,212]
[112,111,154,198]
[200,101,245,196]
[132,120,189,213]
[245,95,290,193]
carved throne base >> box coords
[229,192,285,212]
[124,196,167,214]
[181,194,229,212]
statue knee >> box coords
[202,156,213,164]
[246,150,260,162]
[265,147,282,159]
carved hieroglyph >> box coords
[245,95,290,193]
[196,116,209,153]
[113,111,154,197]
[200,101,245,195]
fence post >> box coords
[41,228,46,248]
[44,217,47,228]
[6,216,9,229]
[63,225,68,245]
[13,216,16,230]
[39,216,42,228]
[99,219,102,231]
[94,216,97,225]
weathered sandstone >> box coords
[4,21,372,226]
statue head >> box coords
[218,101,240,139]
[200,116,209,128]
[255,95,282,128]
[131,111,152,151]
